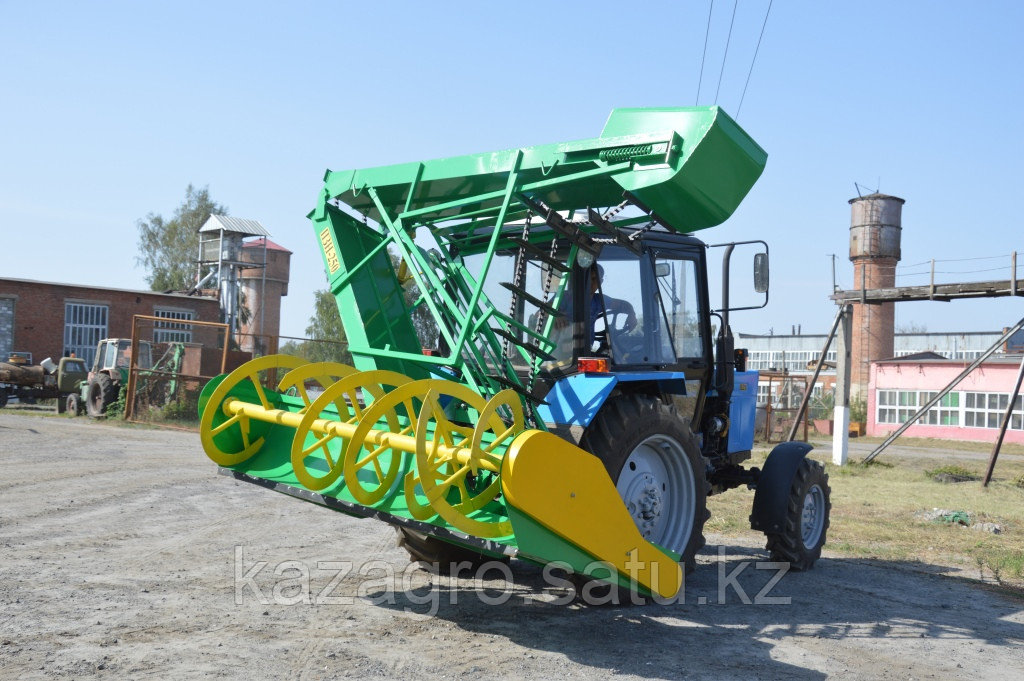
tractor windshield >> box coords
[592,247,675,366]
[100,340,153,371]
[653,254,706,361]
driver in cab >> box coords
[585,264,636,350]
[553,264,637,357]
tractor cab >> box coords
[537,233,713,378]
[90,339,153,381]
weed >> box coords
[108,384,128,419]
[925,464,980,483]
[832,459,894,476]
[160,388,200,423]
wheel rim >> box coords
[801,484,826,549]
[615,434,695,555]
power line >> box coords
[696,0,715,105]
[714,0,738,104]
[736,0,772,118]
[901,254,1010,269]
[937,254,1014,263]
[897,266,1016,277]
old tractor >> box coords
[80,338,153,417]
[198,107,830,598]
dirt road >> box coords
[1,412,1023,679]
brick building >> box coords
[0,278,220,367]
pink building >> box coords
[868,355,1024,444]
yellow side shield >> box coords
[501,430,682,599]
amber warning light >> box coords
[577,358,610,373]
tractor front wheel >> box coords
[764,458,831,570]
[580,394,710,574]
[66,393,83,416]
[87,374,117,418]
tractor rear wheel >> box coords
[87,374,117,418]
[580,394,710,574]
[764,458,831,570]
[396,527,503,575]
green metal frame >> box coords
[309,106,766,420]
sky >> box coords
[2,1,1023,339]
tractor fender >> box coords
[749,441,814,534]
[537,371,688,427]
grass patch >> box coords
[925,464,981,483]
[708,445,1024,587]
[827,458,894,478]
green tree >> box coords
[278,339,307,358]
[136,184,228,291]
[304,289,352,364]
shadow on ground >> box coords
[367,544,1024,680]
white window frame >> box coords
[64,302,109,367]
[0,297,14,362]
[964,391,1024,430]
[154,308,194,343]
[876,389,960,427]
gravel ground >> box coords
[1,411,1023,680]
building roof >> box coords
[0,277,219,301]
[875,353,1024,366]
[889,351,947,361]
[243,237,292,253]
[198,215,271,237]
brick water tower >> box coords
[849,193,904,399]
[240,238,291,355]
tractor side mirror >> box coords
[654,262,671,278]
[753,252,769,293]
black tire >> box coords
[396,527,502,574]
[0,390,7,409]
[580,394,710,574]
[56,394,67,414]
[66,393,82,417]
[765,458,831,570]
[87,374,117,418]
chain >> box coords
[502,213,532,360]
[628,219,658,241]
[525,237,561,403]
[602,200,630,221]
[535,236,559,336]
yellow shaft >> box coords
[223,398,499,473]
